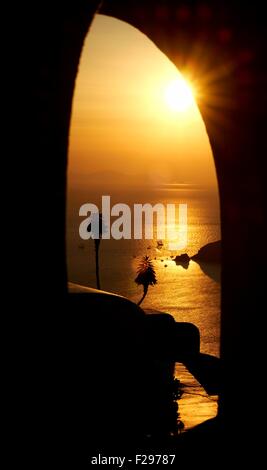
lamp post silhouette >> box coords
[87,212,105,290]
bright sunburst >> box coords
[164,78,195,112]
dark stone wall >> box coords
[24,1,100,298]
[20,0,267,458]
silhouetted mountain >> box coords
[191,240,221,263]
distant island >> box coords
[175,240,221,265]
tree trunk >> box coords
[137,285,148,306]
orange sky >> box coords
[68,14,218,189]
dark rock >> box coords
[174,253,190,269]
[174,253,190,264]
[191,240,221,263]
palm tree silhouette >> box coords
[135,256,157,306]
[87,212,104,290]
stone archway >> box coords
[27,0,267,452]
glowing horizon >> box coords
[68,14,218,189]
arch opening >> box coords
[67,14,221,431]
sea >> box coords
[67,184,221,430]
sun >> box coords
[164,78,195,112]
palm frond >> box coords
[135,256,157,287]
